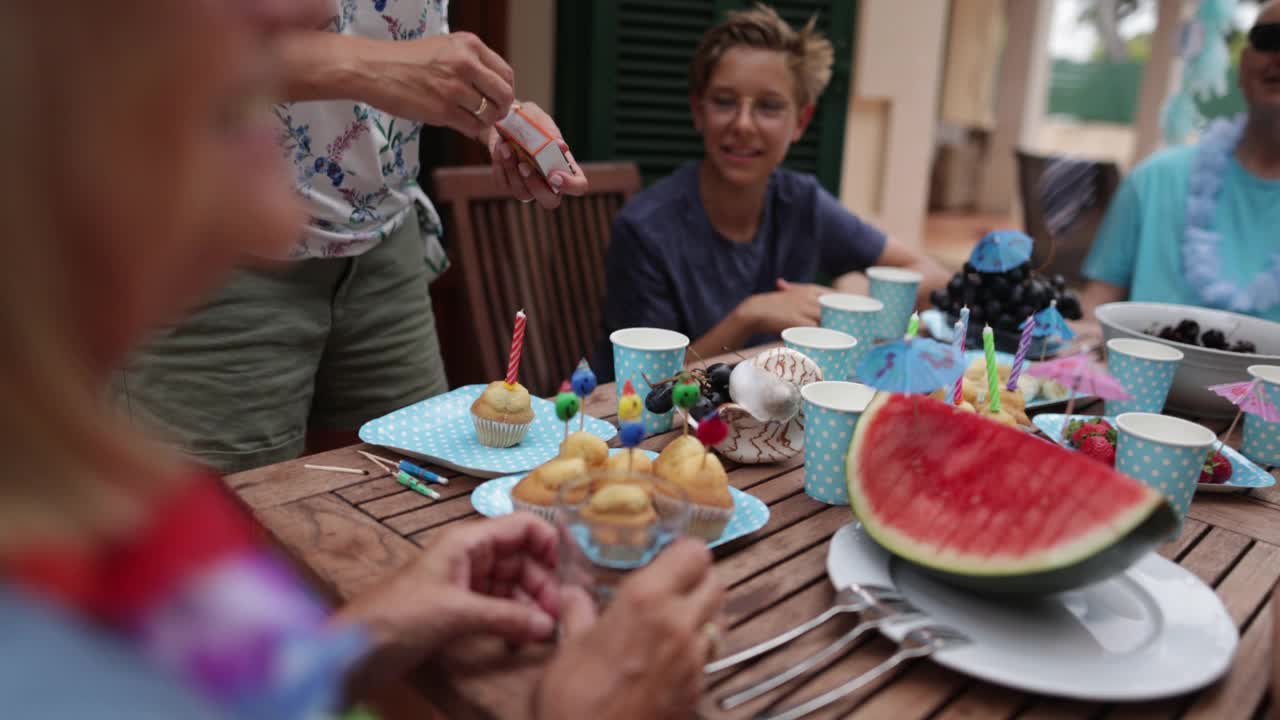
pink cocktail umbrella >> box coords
[1208,380,1280,452]
[1026,353,1132,436]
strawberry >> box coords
[1200,451,1232,484]
[1078,435,1116,466]
[1067,417,1115,448]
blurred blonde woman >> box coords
[0,3,721,718]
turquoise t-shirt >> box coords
[1083,145,1280,323]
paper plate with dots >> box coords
[1032,414,1275,493]
[358,384,618,479]
[471,450,771,549]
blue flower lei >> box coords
[1183,114,1280,314]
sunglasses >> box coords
[1250,23,1280,53]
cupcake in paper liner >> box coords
[470,381,535,447]
[510,458,587,521]
[654,451,733,541]
[580,484,659,564]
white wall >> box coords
[839,0,951,247]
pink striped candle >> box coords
[1007,314,1036,391]
[505,309,527,386]
[951,306,970,405]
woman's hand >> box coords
[334,513,562,681]
[486,102,588,209]
[533,539,725,719]
[353,31,516,139]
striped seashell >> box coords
[714,348,822,464]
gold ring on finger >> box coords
[473,96,488,117]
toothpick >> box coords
[357,450,399,474]
[303,464,367,475]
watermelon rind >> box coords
[846,394,1176,595]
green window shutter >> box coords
[556,0,856,194]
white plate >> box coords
[358,385,618,478]
[826,523,1237,701]
[1032,414,1276,493]
[470,450,771,549]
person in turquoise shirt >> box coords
[1081,2,1280,327]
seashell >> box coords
[714,348,821,464]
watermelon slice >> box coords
[847,394,1177,595]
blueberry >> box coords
[930,289,950,311]
[983,299,1002,320]
[706,363,732,393]
[996,313,1018,332]
[947,276,965,296]
[1201,329,1228,350]
[1057,294,1083,320]
[1007,265,1027,283]
[1009,282,1026,307]
[690,395,716,421]
[1231,340,1258,354]
[1051,274,1067,290]
[644,383,674,414]
[963,261,976,274]
[987,276,1011,300]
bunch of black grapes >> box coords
[644,362,735,421]
[929,261,1083,335]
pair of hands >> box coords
[363,31,587,209]
[338,513,724,719]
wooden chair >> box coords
[429,162,641,397]
[1015,149,1121,285]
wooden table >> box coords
[227,380,1280,719]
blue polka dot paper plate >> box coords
[470,451,771,549]
[358,384,618,479]
[1032,414,1275,493]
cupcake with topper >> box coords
[470,310,536,447]
[607,380,652,474]
[558,362,609,469]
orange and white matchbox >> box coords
[495,105,573,180]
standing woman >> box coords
[0,3,720,718]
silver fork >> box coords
[755,624,971,720]
[718,594,924,710]
[705,584,911,674]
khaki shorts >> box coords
[121,219,448,473]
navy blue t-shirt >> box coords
[593,162,887,381]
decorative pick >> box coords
[672,373,701,436]
[554,379,579,442]
[571,357,598,432]
[695,409,729,468]
[618,379,646,472]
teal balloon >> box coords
[555,392,580,421]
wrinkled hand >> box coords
[738,278,828,335]
[365,31,515,139]
[534,539,725,719]
[337,513,561,679]
[486,102,588,209]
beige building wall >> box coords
[507,0,557,112]
[839,0,951,248]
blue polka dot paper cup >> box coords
[819,294,884,367]
[1243,364,1280,466]
[610,327,689,434]
[1104,338,1184,416]
[1115,413,1217,539]
[800,382,877,505]
[782,326,857,383]
[867,267,922,338]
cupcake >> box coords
[979,406,1019,427]
[965,357,1012,385]
[605,448,653,475]
[511,457,587,521]
[471,381,535,447]
[653,435,703,479]
[1039,379,1071,401]
[580,484,658,562]
[1016,374,1042,400]
[656,453,733,541]
[560,430,609,469]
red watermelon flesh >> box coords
[847,394,1164,576]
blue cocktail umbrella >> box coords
[969,230,1033,273]
[854,337,965,394]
